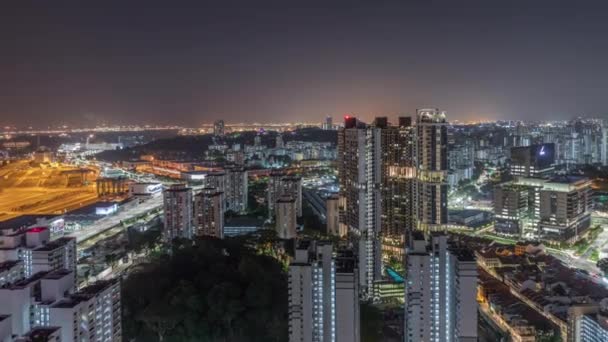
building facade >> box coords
[288,242,359,342]
[415,109,449,233]
[162,184,193,242]
[276,196,297,239]
[326,195,344,237]
[337,116,382,297]
[225,166,248,213]
[404,233,478,342]
[379,116,416,238]
[193,188,225,238]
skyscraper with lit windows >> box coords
[404,233,477,342]
[337,116,382,298]
[415,108,449,232]
[288,241,359,342]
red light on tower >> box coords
[344,115,357,129]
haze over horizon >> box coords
[3,1,608,127]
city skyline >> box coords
[3,1,608,127]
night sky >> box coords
[2,1,608,127]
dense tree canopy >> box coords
[122,236,288,342]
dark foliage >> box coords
[122,236,288,342]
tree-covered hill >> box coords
[122,236,288,342]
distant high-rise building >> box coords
[281,176,302,217]
[494,183,530,236]
[323,116,333,130]
[337,116,382,297]
[213,120,225,136]
[276,196,297,239]
[276,134,284,148]
[254,134,262,147]
[288,241,359,342]
[326,194,344,237]
[510,143,555,178]
[267,170,301,219]
[539,176,591,243]
[162,184,193,242]
[379,116,416,238]
[225,166,248,213]
[415,108,449,232]
[268,169,287,220]
[404,233,478,342]
[193,188,225,238]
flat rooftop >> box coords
[65,201,119,216]
[225,216,264,227]
[0,260,22,272]
[22,326,61,339]
[33,237,74,252]
[42,269,72,280]
[0,214,59,231]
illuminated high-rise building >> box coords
[337,115,382,297]
[213,120,225,136]
[510,143,555,178]
[225,166,248,213]
[288,241,360,342]
[415,108,449,232]
[267,170,302,220]
[326,194,344,237]
[193,188,225,239]
[323,116,333,130]
[378,116,416,238]
[162,184,193,242]
[404,233,477,342]
[268,169,287,220]
[276,195,297,239]
[276,134,284,148]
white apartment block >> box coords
[289,242,360,342]
[405,233,477,342]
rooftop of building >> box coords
[224,216,264,227]
[21,326,61,339]
[51,279,118,308]
[42,269,72,280]
[65,201,119,216]
[0,260,22,272]
[479,269,558,333]
[76,279,118,296]
[547,175,589,184]
[165,183,191,191]
[195,188,223,197]
[33,237,74,252]
[449,248,476,262]
[449,209,489,218]
[1,271,48,289]
[0,214,59,232]
[277,196,296,203]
